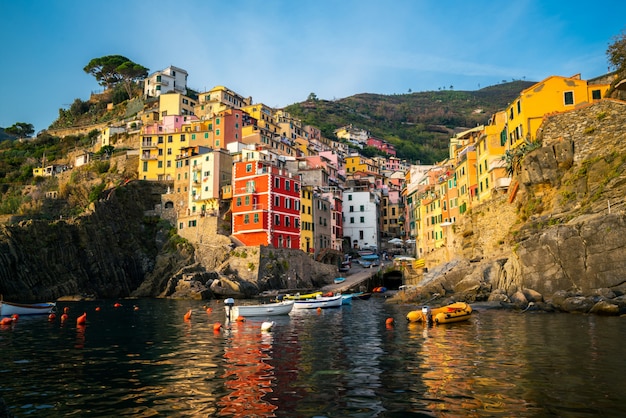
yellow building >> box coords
[139,116,200,181]
[195,85,251,120]
[158,92,197,117]
[241,102,282,150]
[300,186,314,253]
[505,74,611,149]
[344,154,379,175]
[476,110,510,202]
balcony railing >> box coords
[140,154,158,161]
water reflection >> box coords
[219,320,278,417]
[3,299,626,417]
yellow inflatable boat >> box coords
[406,302,472,324]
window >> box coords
[349,205,354,212]
[285,180,290,191]
[285,198,291,209]
[236,197,241,206]
[359,231,364,239]
[245,195,250,205]
[275,196,280,206]
[274,214,280,226]
[592,89,601,100]
[564,91,574,105]
[348,195,352,201]
[350,217,355,224]
[285,217,291,227]
[360,216,365,223]
[517,100,521,114]
[244,214,249,224]
[360,205,364,212]
[216,129,220,136]
[142,161,148,172]
[254,213,259,223]
[246,163,252,172]
[180,134,185,142]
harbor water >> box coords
[1,297,626,417]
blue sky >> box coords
[1,0,625,133]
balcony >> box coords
[141,142,158,149]
[494,177,512,190]
[140,154,158,161]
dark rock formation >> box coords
[0,181,193,301]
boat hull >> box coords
[231,300,294,317]
[406,302,472,324]
[293,295,343,309]
[1,301,56,316]
[284,292,323,300]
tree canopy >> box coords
[607,30,626,75]
[83,55,149,99]
[5,122,35,138]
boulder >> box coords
[559,296,595,313]
[522,288,543,303]
[589,300,620,316]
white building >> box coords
[342,189,380,251]
[144,66,188,98]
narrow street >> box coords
[321,263,385,293]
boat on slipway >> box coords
[0,300,56,316]
[293,294,343,310]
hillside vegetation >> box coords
[285,81,534,163]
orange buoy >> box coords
[113,302,122,308]
[206,307,213,314]
[95,306,101,312]
[11,314,19,320]
[213,322,222,332]
[61,313,69,322]
[0,317,13,325]
[184,309,192,321]
[48,313,56,321]
[63,307,70,314]
[385,317,394,326]
[133,305,139,311]
[316,307,322,314]
[76,312,87,325]
[236,316,246,322]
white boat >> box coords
[0,300,56,316]
[293,294,343,309]
[226,299,294,320]
[334,277,346,284]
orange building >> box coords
[232,159,301,249]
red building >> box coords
[232,159,301,249]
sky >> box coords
[1,0,625,134]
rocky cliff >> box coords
[0,181,193,301]
[407,99,626,315]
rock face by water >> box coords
[0,181,193,301]
[409,99,626,315]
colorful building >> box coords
[505,74,611,149]
[231,159,301,249]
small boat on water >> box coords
[293,294,343,310]
[340,292,363,305]
[334,277,346,284]
[283,291,323,300]
[354,292,372,300]
[406,302,472,324]
[225,299,294,320]
[0,300,56,316]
